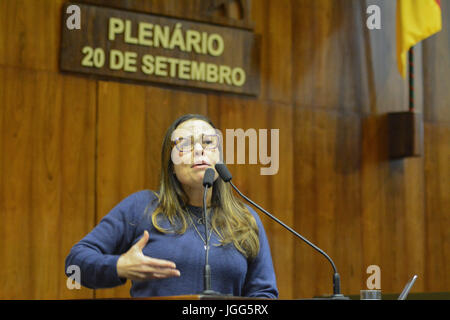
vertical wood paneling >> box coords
[0,67,96,299]
[424,124,450,291]
[0,0,448,300]
[292,0,370,113]
[422,0,450,123]
[292,108,318,297]
[294,109,362,298]
[292,0,370,297]
[58,75,97,299]
[252,0,292,103]
[361,115,426,293]
[0,0,62,72]
[332,114,363,295]
[266,103,294,299]
[403,158,426,291]
[362,0,409,114]
[422,0,450,292]
[0,68,34,299]
[361,115,387,289]
[292,0,430,297]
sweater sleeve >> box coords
[65,192,140,289]
[242,207,279,299]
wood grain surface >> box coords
[0,0,448,299]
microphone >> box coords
[201,168,220,295]
[203,167,215,188]
[215,163,348,299]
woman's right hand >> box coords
[116,231,181,281]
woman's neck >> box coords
[184,185,212,207]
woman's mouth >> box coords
[191,161,211,169]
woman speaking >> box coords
[65,114,278,298]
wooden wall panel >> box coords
[361,0,410,115]
[292,108,318,296]
[360,115,387,289]
[291,0,372,298]
[292,0,430,297]
[0,67,96,299]
[0,68,35,299]
[0,0,62,72]
[361,121,426,294]
[422,0,450,123]
[294,108,362,298]
[424,124,450,291]
[57,75,97,299]
[366,0,424,116]
[0,0,448,300]
[291,0,370,114]
[422,0,450,292]
[403,158,426,291]
[265,103,294,300]
[252,0,292,104]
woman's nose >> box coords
[193,142,205,155]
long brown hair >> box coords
[150,114,260,259]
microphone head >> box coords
[214,163,232,182]
[203,168,215,187]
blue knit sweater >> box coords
[65,190,278,298]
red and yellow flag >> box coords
[396,0,442,78]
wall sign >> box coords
[60,2,260,95]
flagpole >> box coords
[408,47,414,112]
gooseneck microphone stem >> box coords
[229,179,344,298]
[201,168,220,295]
[202,183,213,294]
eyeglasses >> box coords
[172,134,220,152]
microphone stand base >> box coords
[311,294,351,300]
[330,294,351,300]
[201,290,227,296]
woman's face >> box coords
[171,119,220,190]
